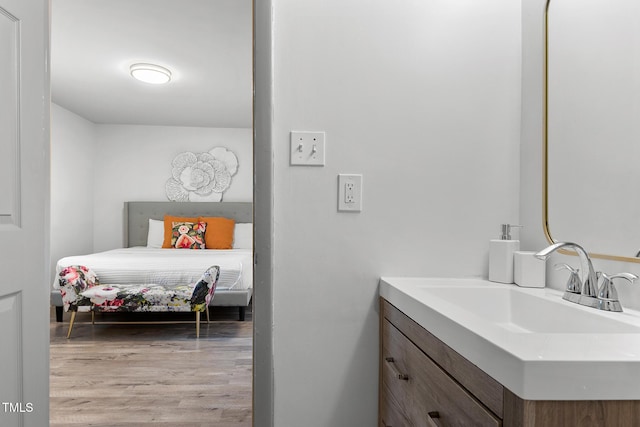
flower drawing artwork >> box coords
[165,147,239,202]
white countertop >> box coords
[379,277,640,400]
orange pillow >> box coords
[162,215,198,248]
[198,217,236,249]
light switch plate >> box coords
[338,174,363,212]
[290,131,325,166]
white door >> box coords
[0,0,50,425]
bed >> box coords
[51,201,253,322]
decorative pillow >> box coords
[147,219,165,248]
[198,217,235,249]
[162,215,198,248]
[171,221,207,249]
[233,223,253,249]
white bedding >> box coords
[54,247,253,291]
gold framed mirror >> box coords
[543,0,640,264]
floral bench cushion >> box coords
[81,283,207,312]
[57,265,219,313]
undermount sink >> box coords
[417,285,640,334]
[379,277,640,400]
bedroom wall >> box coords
[50,104,253,259]
[257,0,522,425]
[91,125,252,251]
[50,103,96,279]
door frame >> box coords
[252,0,274,425]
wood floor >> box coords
[50,307,253,427]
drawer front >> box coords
[382,319,501,427]
[380,379,413,427]
[381,298,503,417]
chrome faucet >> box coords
[535,242,638,312]
[535,242,598,297]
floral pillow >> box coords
[171,221,206,249]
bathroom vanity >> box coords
[379,278,640,426]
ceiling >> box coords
[51,0,252,128]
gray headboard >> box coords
[124,201,253,247]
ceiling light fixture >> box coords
[130,63,172,84]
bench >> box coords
[55,264,219,338]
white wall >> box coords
[51,104,253,257]
[263,0,522,425]
[92,125,253,251]
[50,103,96,280]
[519,0,547,255]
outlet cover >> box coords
[290,131,325,166]
[338,174,363,212]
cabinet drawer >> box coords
[380,381,412,427]
[381,299,503,417]
[382,319,501,427]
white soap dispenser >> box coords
[489,224,521,284]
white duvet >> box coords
[54,247,252,291]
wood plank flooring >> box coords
[50,307,252,426]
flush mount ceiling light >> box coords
[130,63,172,84]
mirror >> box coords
[545,0,640,262]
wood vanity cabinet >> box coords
[379,297,640,427]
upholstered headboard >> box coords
[124,201,253,247]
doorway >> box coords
[49,0,255,424]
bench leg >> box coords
[67,311,77,339]
[196,311,201,338]
[239,306,245,321]
[206,306,210,324]
[55,306,63,322]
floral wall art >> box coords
[165,147,239,202]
